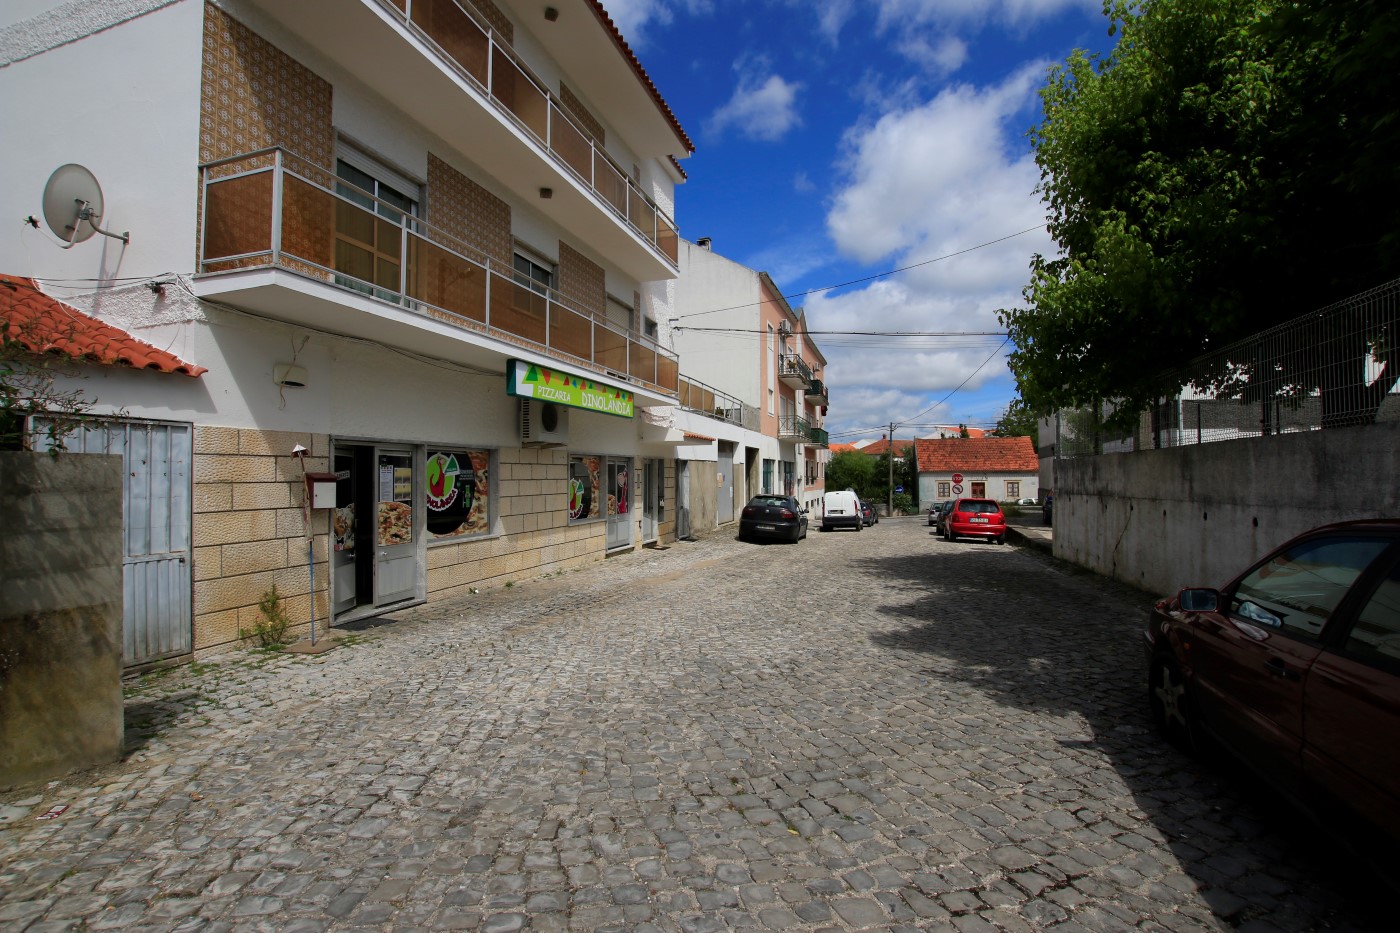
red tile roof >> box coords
[586,1,695,155]
[683,430,715,442]
[914,436,1038,473]
[856,439,915,457]
[829,442,859,454]
[1,276,207,377]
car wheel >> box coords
[856,521,862,531]
[995,535,1005,545]
[821,523,830,533]
[1148,654,1195,750]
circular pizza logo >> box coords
[426,452,461,511]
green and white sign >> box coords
[506,360,635,418]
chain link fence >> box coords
[1055,278,1400,457]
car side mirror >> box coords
[1178,588,1220,612]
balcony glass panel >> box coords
[549,303,593,363]
[629,189,656,245]
[630,340,657,386]
[656,353,678,394]
[552,110,594,183]
[488,269,548,344]
[491,47,548,141]
[411,0,488,86]
[595,326,628,374]
[203,172,273,264]
[656,215,678,265]
[596,159,628,216]
[406,233,487,324]
[281,176,334,271]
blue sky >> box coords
[608,0,1116,443]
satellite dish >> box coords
[40,163,129,248]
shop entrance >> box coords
[605,458,633,550]
[332,443,419,618]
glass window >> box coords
[376,451,414,547]
[1007,481,1020,498]
[425,449,492,541]
[514,250,554,296]
[1344,561,1400,665]
[762,459,774,494]
[938,481,950,497]
[608,460,629,516]
[783,461,795,496]
[1231,537,1391,638]
[568,455,602,522]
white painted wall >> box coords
[673,240,762,406]
[0,0,203,283]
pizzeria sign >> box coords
[506,360,635,418]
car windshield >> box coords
[752,496,790,507]
[958,500,999,513]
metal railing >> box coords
[381,0,678,265]
[1055,278,1400,457]
[677,374,759,430]
[807,425,829,447]
[198,147,678,395]
[807,377,828,404]
[778,352,812,385]
[779,414,811,441]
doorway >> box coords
[641,458,663,544]
[605,457,633,550]
[332,442,420,619]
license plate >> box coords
[971,517,988,523]
[831,509,845,514]
[757,525,775,531]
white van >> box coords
[821,490,863,532]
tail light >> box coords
[779,509,795,519]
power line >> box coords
[670,224,1046,322]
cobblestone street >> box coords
[0,519,1386,931]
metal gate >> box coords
[37,419,193,665]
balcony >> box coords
[195,148,678,401]
[779,414,811,442]
[806,377,828,405]
[779,353,812,389]
[807,425,829,447]
[677,375,760,431]
[244,0,680,282]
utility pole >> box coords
[888,421,896,516]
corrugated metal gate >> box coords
[37,419,193,666]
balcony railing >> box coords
[807,425,829,447]
[807,377,828,405]
[677,374,760,430]
[382,0,678,265]
[779,414,811,441]
[198,147,678,395]
[778,353,812,388]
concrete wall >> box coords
[1054,421,1400,596]
[1,452,124,788]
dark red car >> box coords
[1144,519,1400,843]
[942,498,1006,544]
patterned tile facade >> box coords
[199,3,333,167]
[558,241,606,318]
[470,0,514,43]
[427,153,513,271]
[560,83,605,146]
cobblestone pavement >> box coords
[1,519,1387,932]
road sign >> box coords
[896,486,903,493]
[952,473,963,484]
[952,484,963,495]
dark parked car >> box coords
[1144,520,1400,844]
[943,498,1006,544]
[860,501,878,526]
[927,500,952,532]
[738,494,808,543]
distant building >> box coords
[915,436,1039,506]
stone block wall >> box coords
[192,426,329,655]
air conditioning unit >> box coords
[778,322,793,337]
[519,398,569,446]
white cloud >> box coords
[895,33,969,76]
[602,0,715,47]
[705,71,803,142]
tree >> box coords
[825,450,877,500]
[1001,0,1400,428]
[991,398,1039,444]
[2,309,97,452]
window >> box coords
[782,461,795,496]
[514,249,554,295]
[426,449,493,541]
[568,455,602,522]
[643,317,658,339]
[1230,537,1391,638]
[335,152,419,300]
[971,481,985,497]
[1344,561,1400,666]
[763,459,774,494]
[938,481,950,497]
[1006,481,1020,499]
[606,295,633,332]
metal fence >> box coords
[1056,278,1400,457]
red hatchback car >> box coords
[1144,519,1400,843]
[942,498,1006,544]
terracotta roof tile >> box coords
[1,276,207,377]
[914,436,1038,473]
[682,430,715,442]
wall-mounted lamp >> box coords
[274,363,308,388]
[544,7,559,21]
[539,187,553,199]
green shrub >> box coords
[241,584,291,648]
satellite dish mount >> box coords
[41,163,129,249]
